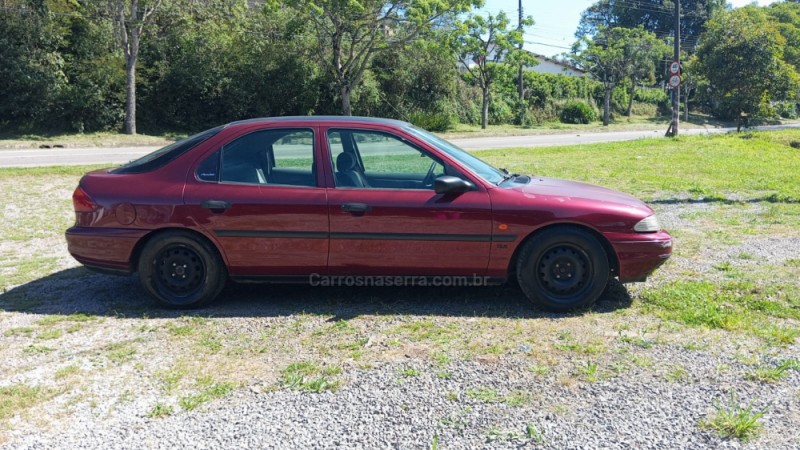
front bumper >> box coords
[607,230,673,283]
[65,226,148,275]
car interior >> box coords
[215,129,317,187]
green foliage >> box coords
[293,0,478,115]
[452,11,535,128]
[372,39,461,125]
[696,7,800,119]
[280,361,341,393]
[701,395,767,441]
[559,101,597,124]
[407,111,456,132]
[774,102,798,119]
[524,72,596,108]
[577,0,725,47]
[573,26,663,124]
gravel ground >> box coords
[2,203,800,449]
[8,351,800,450]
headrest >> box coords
[336,152,357,171]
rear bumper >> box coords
[607,230,673,283]
[65,226,148,275]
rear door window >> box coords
[210,128,316,187]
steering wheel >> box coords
[423,161,438,188]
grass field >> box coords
[0,130,798,442]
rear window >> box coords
[111,126,223,174]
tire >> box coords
[138,231,227,308]
[516,227,610,311]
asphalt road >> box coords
[1,124,798,168]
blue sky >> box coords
[477,0,779,57]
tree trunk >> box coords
[124,55,137,135]
[481,86,489,129]
[626,80,635,117]
[683,89,690,121]
[341,85,352,116]
[603,87,611,126]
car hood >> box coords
[505,176,654,214]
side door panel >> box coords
[327,189,493,276]
[324,126,493,276]
[183,126,329,277]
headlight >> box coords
[634,215,661,233]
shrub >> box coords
[407,110,455,132]
[774,102,798,119]
[559,100,597,124]
[489,95,516,125]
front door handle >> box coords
[202,200,231,212]
[341,203,372,213]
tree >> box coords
[292,0,478,116]
[452,11,534,129]
[576,0,725,52]
[680,55,700,121]
[108,0,163,134]
[695,7,800,120]
[623,29,668,116]
[766,1,800,71]
[0,0,67,131]
[573,26,662,125]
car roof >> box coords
[227,116,410,128]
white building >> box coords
[529,54,585,77]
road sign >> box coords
[670,61,680,74]
[668,74,681,88]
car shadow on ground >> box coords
[0,267,633,320]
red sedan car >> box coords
[66,116,671,310]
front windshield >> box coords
[405,126,506,185]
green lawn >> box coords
[476,130,800,202]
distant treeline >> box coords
[2,0,798,135]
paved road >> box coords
[1,124,798,168]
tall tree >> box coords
[766,1,800,72]
[108,0,163,134]
[573,26,661,125]
[696,6,799,120]
[623,29,668,116]
[0,0,67,131]
[576,0,725,52]
[292,0,478,116]
[452,11,534,129]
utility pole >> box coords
[666,0,680,137]
[518,0,524,103]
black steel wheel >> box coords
[138,231,226,308]
[516,227,609,311]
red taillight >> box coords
[72,186,97,212]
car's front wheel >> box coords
[138,231,226,308]
[516,227,609,311]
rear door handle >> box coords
[202,200,231,212]
[341,203,372,213]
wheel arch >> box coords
[129,227,226,274]
[507,223,619,280]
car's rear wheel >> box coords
[516,227,609,311]
[138,231,226,308]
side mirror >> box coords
[434,176,474,194]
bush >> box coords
[488,95,516,125]
[629,102,659,117]
[775,102,798,119]
[407,110,455,131]
[559,101,597,124]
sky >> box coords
[477,0,780,57]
